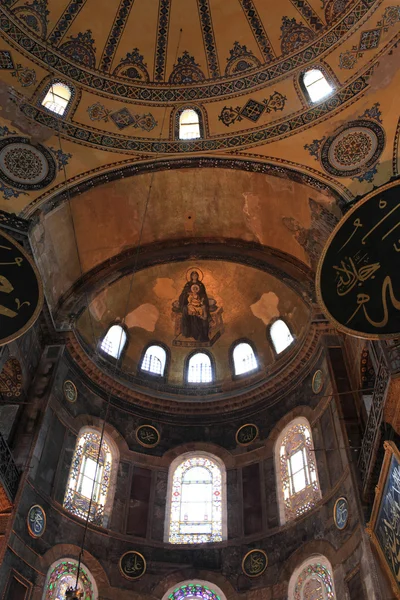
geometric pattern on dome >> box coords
[99,0,136,73]
[291,0,324,32]
[154,0,171,82]
[113,48,150,82]
[13,0,49,38]
[225,42,261,76]
[324,0,351,26]
[44,561,95,600]
[218,91,286,126]
[169,584,221,600]
[0,137,56,191]
[169,52,206,85]
[0,358,23,398]
[238,0,275,62]
[47,1,87,46]
[198,0,220,78]
[59,30,96,68]
[0,50,14,70]
[294,563,335,599]
[280,17,315,55]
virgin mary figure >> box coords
[178,271,210,342]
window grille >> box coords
[233,342,257,375]
[179,109,201,140]
[270,319,294,354]
[290,557,337,600]
[187,353,212,383]
[303,69,333,103]
[100,325,127,359]
[42,82,72,115]
[141,345,166,376]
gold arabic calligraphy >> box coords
[0,244,30,319]
[124,554,144,575]
[245,552,266,575]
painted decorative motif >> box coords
[44,560,95,600]
[113,48,149,82]
[87,102,111,122]
[236,423,259,446]
[225,41,261,76]
[334,496,349,530]
[99,0,136,73]
[48,146,72,170]
[169,455,223,544]
[312,369,324,394]
[136,424,160,448]
[63,431,112,526]
[368,442,400,598]
[0,358,23,397]
[0,0,376,101]
[305,104,385,182]
[238,0,275,61]
[242,549,268,578]
[169,52,205,85]
[172,269,224,347]
[0,137,56,191]
[339,6,400,69]
[280,17,315,55]
[294,563,336,599]
[119,551,146,580]
[59,30,96,69]
[87,103,157,132]
[169,584,220,600]
[0,230,43,346]
[27,504,46,538]
[154,0,171,81]
[48,0,88,46]
[197,0,220,78]
[11,63,36,87]
[290,0,324,32]
[316,180,400,339]
[63,380,77,403]
[219,91,286,127]
[324,0,351,26]
[13,0,49,38]
[0,50,14,70]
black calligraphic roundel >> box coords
[334,497,349,531]
[236,424,259,446]
[317,181,400,338]
[27,504,46,538]
[119,551,146,580]
[136,425,160,448]
[0,230,43,345]
[242,549,268,578]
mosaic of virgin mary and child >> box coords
[172,269,224,347]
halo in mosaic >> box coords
[0,137,56,191]
[44,561,95,600]
[169,584,221,600]
[320,119,385,178]
[294,563,335,599]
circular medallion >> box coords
[236,423,259,446]
[119,551,146,580]
[27,504,46,538]
[0,137,56,190]
[334,496,349,530]
[312,370,324,394]
[63,380,77,403]
[136,424,160,448]
[242,549,268,578]
[320,119,385,178]
[0,230,43,346]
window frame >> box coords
[164,451,227,544]
[41,558,98,600]
[98,322,129,363]
[230,338,259,379]
[39,79,75,118]
[185,350,215,385]
[268,317,295,357]
[173,105,206,141]
[299,65,335,105]
[288,555,337,600]
[139,341,170,381]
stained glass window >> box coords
[43,560,96,600]
[277,419,321,523]
[100,324,127,359]
[168,455,224,544]
[42,82,72,116]
[291,559,336,600]
[141,344,166,376]
[270,319,294,354]
[233,342,257,375]
[179,109,201,140]
[168,583,221,600]
[302,69,333,103]
[63,430,112,527]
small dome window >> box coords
[100,325,127,359]
[141,344,167,376]
[187,352,213,383]
[41,81,72,116]
[302,68,333,103]
[179,108,201,140]
[270,319,294,354]
[233,342,257,376]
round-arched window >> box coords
[179,109,201,140]
[42,559,98,600]
[232,342,257,375]
[302,69,333,103]
[187,352,213,383]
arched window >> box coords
[141,344,167,376]
[163,581,227,600]
[165,453,227,544]
[42,558,98,600]
[64,428,117,527]
[270,319,294,354]
[41,81,72,116]
[187,352,213,383]
[179,108,201,140]
[288,555,337,600]
[232,341,257,376]
[275,418,321,524]
[302,69,333,103]
[100,324,127,359]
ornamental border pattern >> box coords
[393,116,400,176]
[290,0,325,32]
[99,0,136,73]
[0,0,380,103]
[238,0,275,62]
[16,71,371,154]
[197,0,220,78]
[47,0,88,47]
[154,0,171,82]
